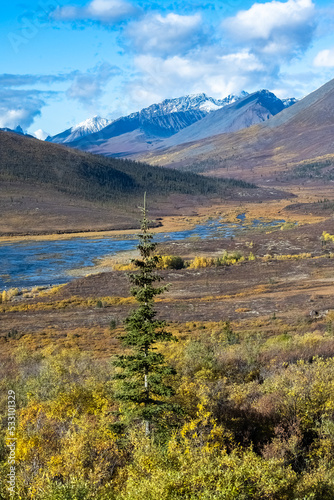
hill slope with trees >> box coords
[0,130,254,203]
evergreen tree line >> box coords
[0,131,256,203]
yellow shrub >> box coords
[188,256,215,269]
[188,252,245,269]
[113,262,138,271]
[40,284,67,296]
[216,251,243,266]
[7,287,19,300]
[275,253,312,261]
[322,231,334,243]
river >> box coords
[0,215,285,289]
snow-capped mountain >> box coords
[46,91,297,158]
[33,129,49,141]
[47,93,248,147]
[129,92,249,118]
[162,90,293,148]
[57,92,249,155]
[47,116,111,144]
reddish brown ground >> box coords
[1,215,333,361]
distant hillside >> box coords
[0,129,258,204]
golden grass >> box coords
[0,295,135,313]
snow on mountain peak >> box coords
[135,92,250,119]
[47,116,112,144]
[72,116,111,134]
[33,129,49,141]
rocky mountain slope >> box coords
[161,90,292,148]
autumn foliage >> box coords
[2,316,334,498]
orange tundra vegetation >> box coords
[3,221,334,498]
[2,316,334,498]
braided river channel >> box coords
[0,215,285,289]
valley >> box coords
[1,176,334,348]
[4,0,334,494]
[2,77,334,499]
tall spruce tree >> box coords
[113,194,178,434]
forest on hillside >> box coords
[0,132,255,203]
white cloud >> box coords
[0,90,46,129]
[224,0,316,60]
[219,52,264,72]
[66,63,119,105]
[53,0,139,23]
[225,0,314,41]
[0,108,38,130]
[124,13,205,56]
[314,48,334,67]
[120,0,319,114]
[88,0,135,19]
[0,64,119,131]
[128,50,266,108]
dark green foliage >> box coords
[224,321,240,345]
[288,160,334,180]
[6,328,21,340]
[0,131,256,204]
[109,318,118,330]
[113,198,179,429]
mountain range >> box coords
[161,90,294,148]
[46,91,296,157]
[138,77,334,184]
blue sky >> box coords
[1,0,334,137]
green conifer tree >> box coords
[113,194,178,434]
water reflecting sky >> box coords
[0,216,285,288]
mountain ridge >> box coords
[47,92,249,147]
[159,90,292,148]
[137,77,334,184]
[47,92,249,154]
[48,90,295,158]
